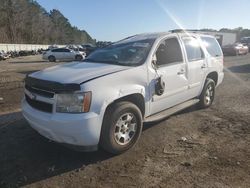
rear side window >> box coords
[201,37,222,57]
[52,48,63,52]
[63,49,70,52]
[182,37,204,61]
[155,38,183,66]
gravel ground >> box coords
[0,54,249,188]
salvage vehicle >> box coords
[81,43,97,56]
[222,42,248,56]
[42,48,86,62]
[240,37,250,49]
[22,31,224,154]
[0,51,9,60]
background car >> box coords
[240,37,250,48]
[0,51,10,60]
[222,42,248,55]
[42,48,86,62]
[81,43,97,56]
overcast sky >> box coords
[37,0,250,41]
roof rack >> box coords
[170,29,187,33]
[170,29,202,33]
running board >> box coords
[144,99,200,122]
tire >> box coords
[48,56,56,62]
[198,78,215,109]
[75,55,83,61]
[100,101,143,154]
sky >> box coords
[36,0,250,42]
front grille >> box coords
[25,94,53,113]
[25,85,54,98]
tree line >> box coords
[201,27,250,40]
[0,0,94,44]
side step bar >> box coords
[144,99,200,122]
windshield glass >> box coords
[84,39,155,66]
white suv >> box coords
[22,32,224,154]
[42,48,86,62]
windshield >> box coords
[83,39,155,66]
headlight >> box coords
[56,92,91,113]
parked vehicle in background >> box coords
[42,48,86,62]
[66,45,87,57]
[0,52,6,60]
[22,32,224,154]
[81,43,97,56]
[222,42,248,56]
[0,51,10,60]
[48,45,59,50]
[240,37,250,48]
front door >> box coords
[150,37,189,114]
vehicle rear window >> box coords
[62,49,70,52]
[201,37,223,57]
[182,37,204,61]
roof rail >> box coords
[170,29,187,33]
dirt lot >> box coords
[0,55,250,188]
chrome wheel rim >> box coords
[114,113,137,145]
[205,84,214,105]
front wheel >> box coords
[48,56,56,62]
[100,102,143,154]
[198,78,215,108]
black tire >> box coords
[48,56,56,62]
[100,101,143,154]
[75,55,83,61]
[198,78,215,109]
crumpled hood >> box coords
[30,62,131,84]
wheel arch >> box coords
[206,71,218,86]
[105,93,146,118]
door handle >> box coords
[201,64,206,69]
[177,69,185,75]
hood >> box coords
[30,62,131,84]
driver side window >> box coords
[155,38,183,66]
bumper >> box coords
[22,99,103,147]
[217,72,224,87]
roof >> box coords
[116,32,170,44]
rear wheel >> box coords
[48,56,56,62]
[198,78,215,108]
[100,102,143,154]
[75,55,83,61]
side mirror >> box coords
[152,54,157,69]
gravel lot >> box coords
[0,55,250,188]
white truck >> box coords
[22,32,224,154]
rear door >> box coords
[51,48,62,59]
[63,49,75,60]
[181,36,207,97]
[150,37,189,114]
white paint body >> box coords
[42,48,85,61]
[22,32,224,148]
